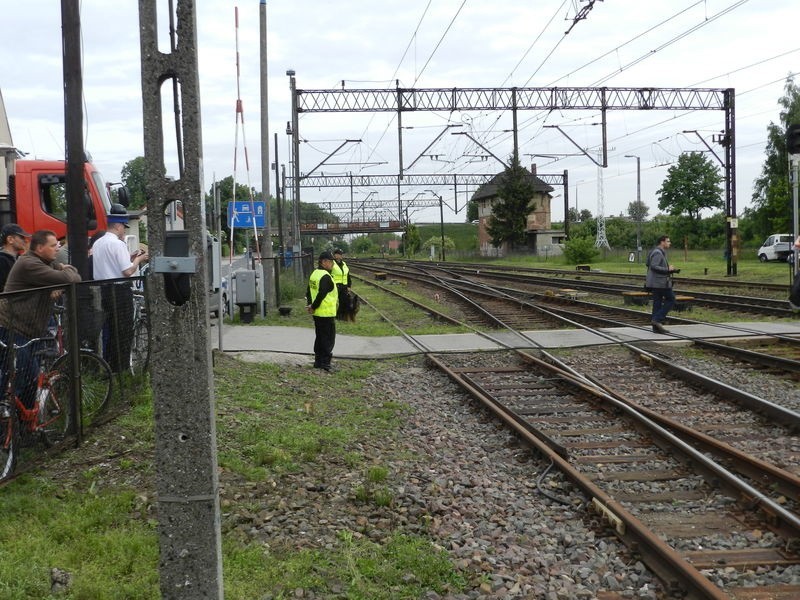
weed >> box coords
[373,487,394,507]
[367,465,389,483]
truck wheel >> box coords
[758,254,768,262]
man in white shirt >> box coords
[92,206,148,372]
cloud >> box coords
[1,0,797,224]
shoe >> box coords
[651,321,668,334]
[321,365,333,372]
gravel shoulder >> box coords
[227,353,665,599]
[47,351,666,599]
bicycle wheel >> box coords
[52,350,113,423]
[0,409,19,481]
[37,378,70,447]
[130,314,149,375]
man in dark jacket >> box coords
[0,230,81,411]
[0,223,31,292]
[645,235,677,334]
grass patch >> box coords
[0,355,467,599]
[224,531,465,599]
[0,481,158,599]
[224,283,472,336]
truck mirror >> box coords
[116,186,131,208]
[87,218,97,230]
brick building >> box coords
[472,165,565,257]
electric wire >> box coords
[589,0,752,87]
[545,0,706,87]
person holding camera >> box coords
[645,235,678,334]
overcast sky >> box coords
[1,0,798,226]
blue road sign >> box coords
[228,201,266,228]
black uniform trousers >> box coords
[101,284,134,373]
[312,315,336,368]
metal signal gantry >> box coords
[287,84,736,274]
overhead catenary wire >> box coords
[349,0,466,179]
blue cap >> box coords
[107,214,130,228]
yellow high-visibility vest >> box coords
[331,260,349,286]
[309,268,338,316]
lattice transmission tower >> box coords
[594,156,610,249]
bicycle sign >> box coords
[228,201,265,228]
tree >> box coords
[404,224,421,256]
[486,154,535,249]
[563,236,599,264]
[120,156,149,209]
[421,235,455,252]
[466,200,478,222]
[568,207,593,223]
[656,152,723,222]
[627,199,649,223]
[748,76,800,240]
[207,176,256,250]
[351,235,378,255]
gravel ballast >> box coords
[231,353,665,599]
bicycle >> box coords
[48,304,113,421]
[130,291,149,376]
[0,335,72,480]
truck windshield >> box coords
[91,170,113,215]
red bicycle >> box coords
[0,335,73,481]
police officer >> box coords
[305,250,338,371]
[331,247,353,320]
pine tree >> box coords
[486,154,536,249]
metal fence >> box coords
[0,276,150,465]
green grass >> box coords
[0,355,468,598]
[466,248,795,285]
[225,276,474,336]
[224,531,464,599]
[0,483,158,599]
[415,223,478,253]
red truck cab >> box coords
[1,158,113,239]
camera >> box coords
[672,269,681,274]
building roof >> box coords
[471,168,554,202]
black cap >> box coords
[333,248,343,255]
[107,203,130,228]
[319,250,334,261]
[1,223,31,241]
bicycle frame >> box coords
[1,336,69,437]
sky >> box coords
[1,0,798,227]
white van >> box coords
[757,234,794,262]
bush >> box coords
[563,237,600,264]
[278,272,305,304]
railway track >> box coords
[430,350,800,599]
[358,259,796,318]
[378,259,792,298]
[354,263,800,383]
[355,268,800,598]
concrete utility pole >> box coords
[138,1,223,598]
[61,0,89,279]
[287,70,304,279]
[259,0,275,310]
[624,155,642,262]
